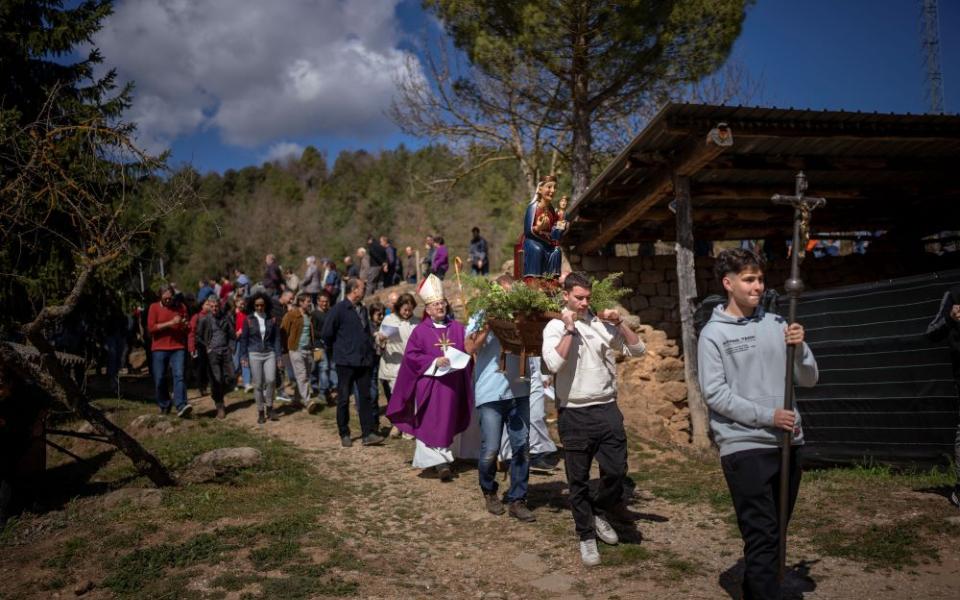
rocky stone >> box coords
[183,447,263,483]
[100,487,164,510]
[128,414,177,435]
[639,270,664,284]
[582,255,607,271]
[651,296,677,309]
[529,573,576,594]
[74,580,96,596]
[657,342,680,358]
[636,308,664,324]
[660,381,688,404]
[192,447,262,469]
[635,283,658,296]
[654,357,685,382]
[608,257,631,272]
[629,295,649,311]
[512,552,547,574]
[655,403,676,419]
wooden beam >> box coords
[665,116,960,141]
[673,176,710,450]
[575,125,734,255]
[707,153,956,173]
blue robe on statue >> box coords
[522,201,562,277]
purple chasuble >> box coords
[386,317,474,448]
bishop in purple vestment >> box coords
[386,275,473,479]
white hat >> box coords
[417,274,445,305]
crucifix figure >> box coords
[770,171,825,580]
[434,332,454,354]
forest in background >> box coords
[154,144,537,291]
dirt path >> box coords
[191,391,959,600]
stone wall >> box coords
[615,324,692,445]
[569,250,960,343]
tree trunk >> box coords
[2,342,176,487]
[0,343,177,487]
[569,3,593,200]
[673,175,712,451]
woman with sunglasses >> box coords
[239,292,283,423]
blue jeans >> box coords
[152,349,187,411]
[478,396,530,502]
[233,345,251,386]
[312,352,337,394]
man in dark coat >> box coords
[321,278,386,448]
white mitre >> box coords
[417,274,445,305]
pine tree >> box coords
[0,0,134,330]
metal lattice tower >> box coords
[921,0,945,114]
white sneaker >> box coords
[579,539,601,567]
[594,514,619,545]
[243,385,253,393]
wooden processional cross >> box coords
[771,171,825,580]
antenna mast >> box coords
[921,0,946,113]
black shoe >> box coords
[603,503,638,524]
[268,407,279,421]
[361,433,386,446]
[530,452,561,471]
[340,436,353,448]
[509,500,536,522]
[257,411,266,425]
[483,493,505,516]
[176,404,192,418]
[950,485,960,509]
[436,464,453,482]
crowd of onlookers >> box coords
[136,228,491,425]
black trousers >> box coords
[557,402,628,541]
[193,345,209,392]
[721,447,802,600]
[335,364,375,438]
[206,349,231,407]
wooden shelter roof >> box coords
[566,103,960,253]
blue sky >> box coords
[94,0,959,174]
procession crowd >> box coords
[140,238,834,599]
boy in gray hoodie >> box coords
[697,248,818,600]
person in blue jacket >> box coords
[239,292,283,424]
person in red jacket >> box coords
[147,285,191,417]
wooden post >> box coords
[674,175,711,451]
[415,250,422,284]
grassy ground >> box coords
[2,385,958,599]
[1,397,365,600]
[628,439,959,571]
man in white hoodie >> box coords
[542,271,645,567]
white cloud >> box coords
[94,0,417,151]
[262,141,306,164]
